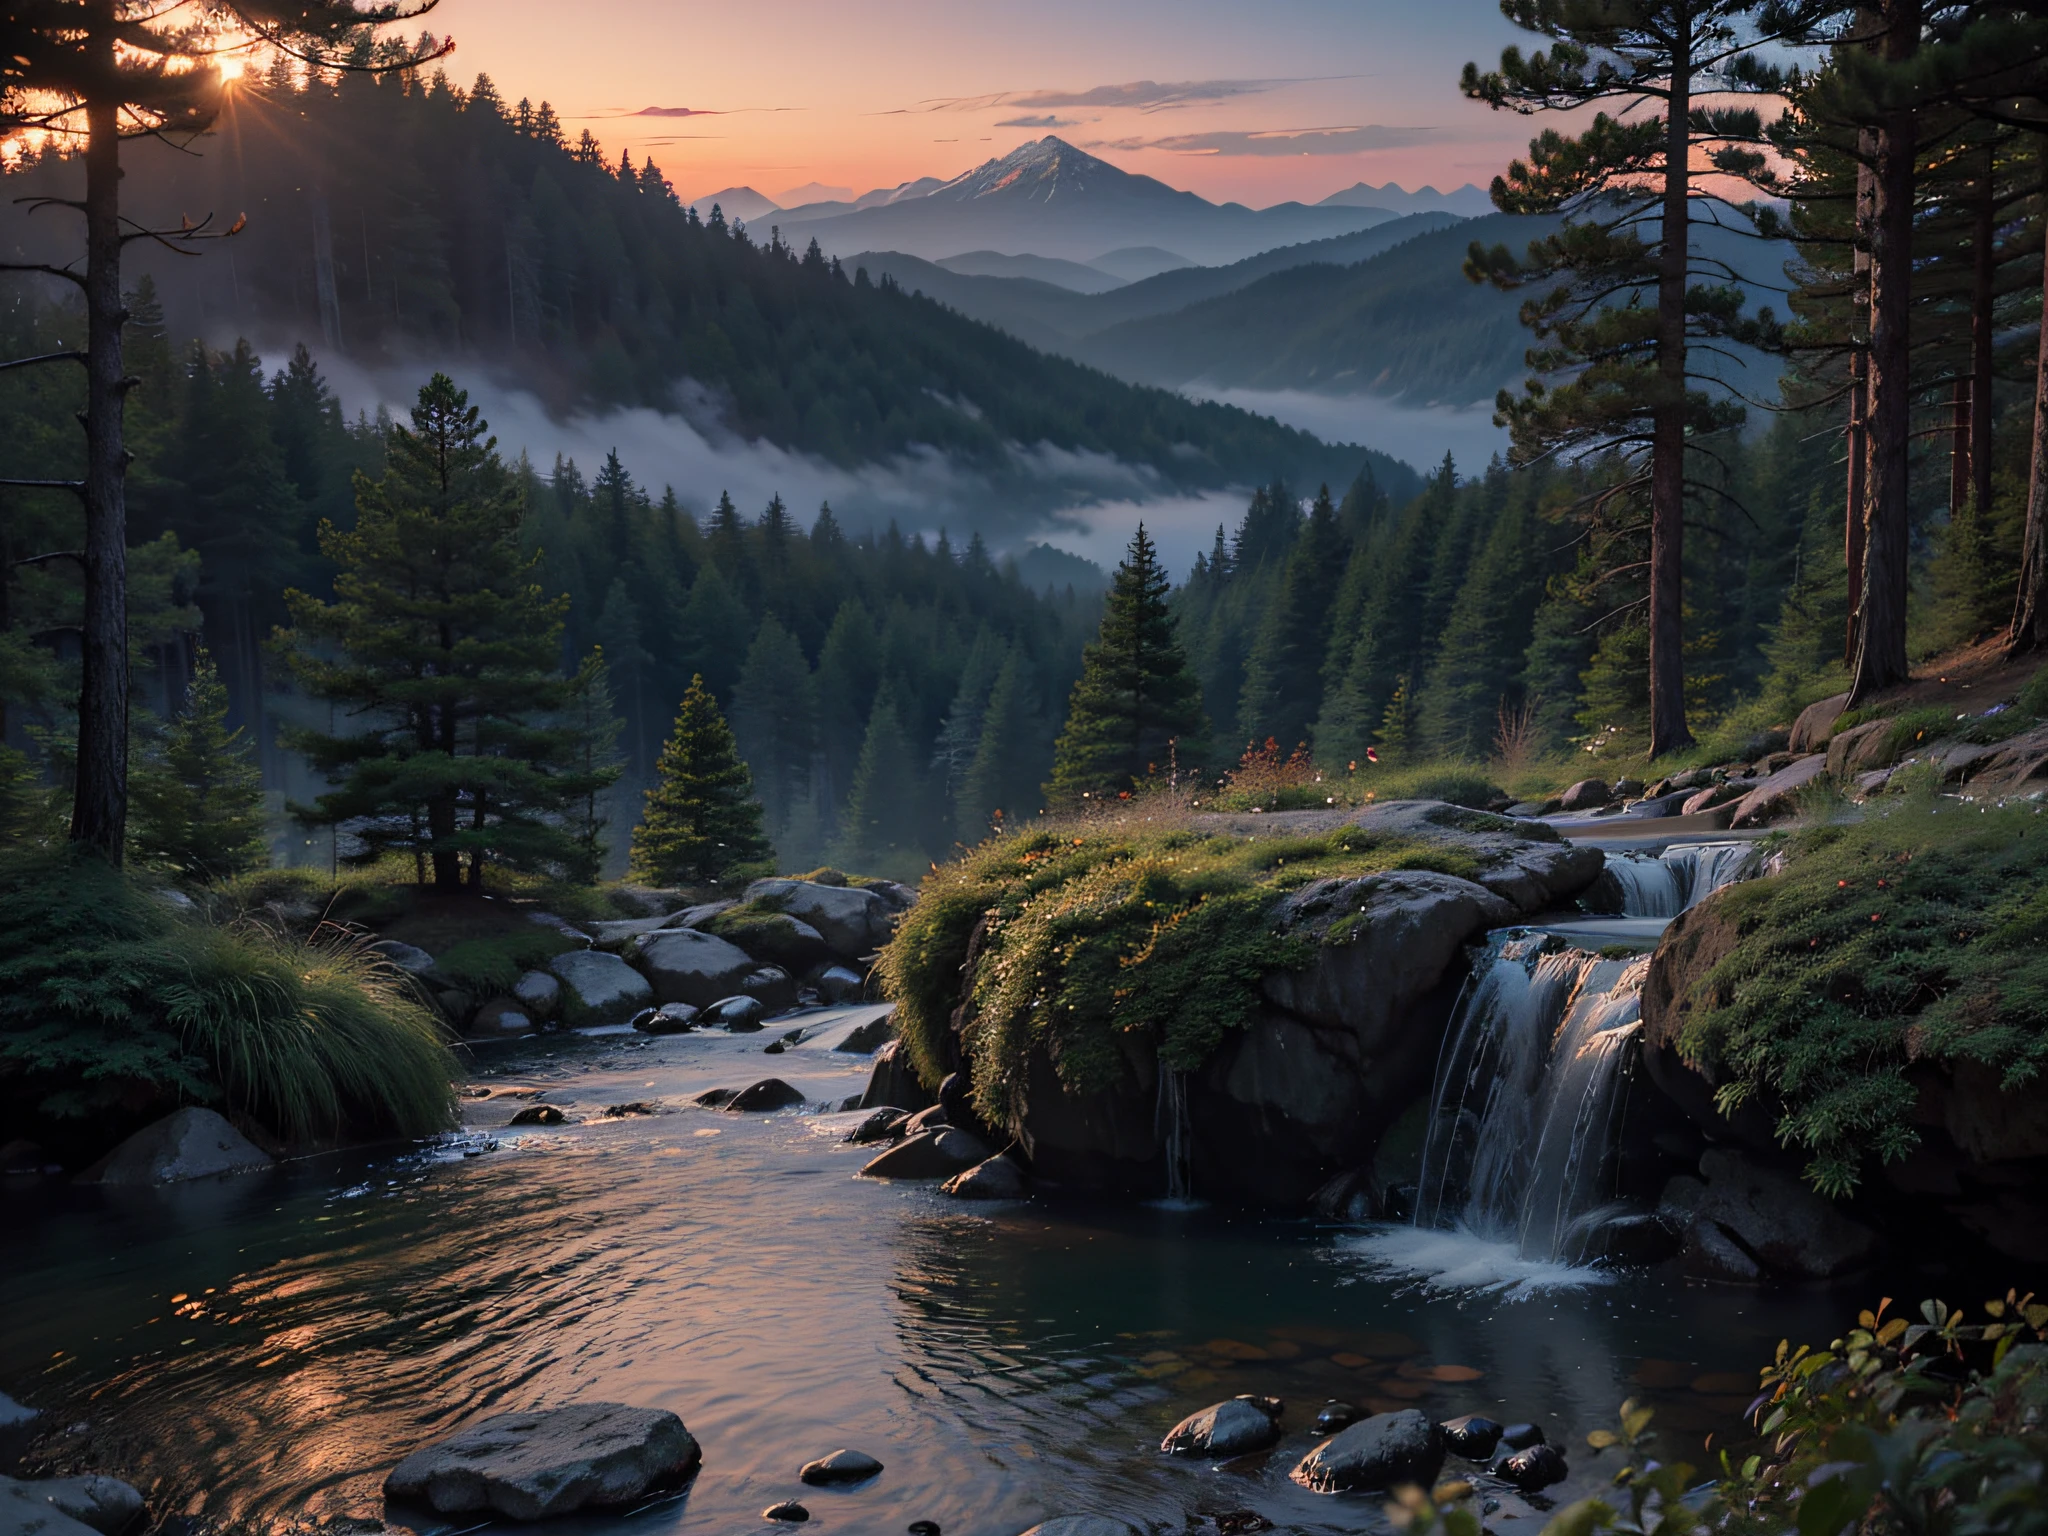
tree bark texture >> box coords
[1647,15,1693,758]
[2010,139,2048,654]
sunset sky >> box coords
[422,0,1539,208]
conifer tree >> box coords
[1238,483,1348,749]
[631,675,771,885]
[958,647,1044,842]
[1046,524,1207,802]
[129,648,268,883]
[561,648,625,884]
[833,683,925,875]
[730,615,817,846]
[276,374,593,890]
[1461,0,1804,755]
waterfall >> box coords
[1594,840,1758,918]
[1155,1068,1193,1205]
[1413,935,1648,1262]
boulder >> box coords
[1314,1403,1361,1436]
[1019,1521,1142,1536]
[1500,1423,1546,1450]
[1160,1396,1284,1457]
[942,1156,1028,1199]
[904,1105,948,1135]
[1825,719,1893,780]
[724,1078,805,1113]
[1559,778,1610,812]
[85,1108,271,1186]
[1960,721,2048,795]
[835,1012,894,1052]
[467,999,534,1040]
[0,1475,142,1536]
[739,965,798,1014]
[703,995,766,1031]
[1658,1149,1882,1281]
[1440,1415,1502,1460]
[847,1108,910,1145]
[1680,781,1745,816]
[626,929,758,1008]
[382,1402,700,1519]
[860,1039,936,1112]
[764,1500,809,1522]
[1789,691,1850,754]
[509,1105,566,1126]
[1572,1210,1681,1268]
[633,1003,699,1035]
[817,966,868,1007]
[546,951,654,1027]
[710,912,836,973]
[1494,1443,1568,1491]
[744,879,895,958]
[1728,754,1829,828]
[588,917,670,952]
[659,900,736,930]
[1289,1409,1445,1493]
[512,970,561,1022]
[798,1448,883,1485]
[368,939,439,978]
[859,1128,988,1180]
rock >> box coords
[744,879,896,958]
[703,995,766,1031]
[1680,780,1745,815]
[859,1128,988,1180]
[1610,777,1645,799]
[864,879,919,913]
[1728,753,1829,828]
[84,1108,271,1186]
[848,1108,910,1145]
[1161,1396,1284,1457]
[1290,1409,1445,1493]
[0,1475,144,1536]
[834,1011,893,1052]
[633,1003,699,1035]
[599,1102,656,1119]
[0,1394,38,1471]
[588,916,671,951]
[1499,1423,1545,1450]
[711,912,836,973]
[942,1156,1028,1199]
[1018,1521,1142,1536]
[908,1523,940,1536]
[1571,1210,1681,1268]
[740,965,799,1013]
[764,1500,809,1522]
[1559,778,1611,812]
[1440,1415,1502,1460]
[659,900,737,930]
[798,1448,883,1485]
[1494,1443,1568,1491]
[692,1088,735,1107]
[1960,720,2048,795]
[860,1038,936,1112]
[1619,791,1692,820]
[724,1078,805,1113]
[1314,1403,1361,1436]
[1659,1149,1882,1280]
[468,999,533,1039]
[512,970,562,1022]
[527,911,592,942]
[1754,750,1798,775]
[383,1402,700,1519]
[626,928,758,1008]
[1309,1168,1380,1222]
[546,950,654,1027]
[1824,719,1892,780]
[904,1105,949,1135]
[368,939,439,977]
[1789,692,1850,754]
[816,965,868,1006]
[509,1104,566,1126]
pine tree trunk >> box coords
[1647,23,1692,759]
[1970,145,1995,519]
[2012,140,2048,654]
[1845,135,1876,662]
[72,14,132,863]
[1950,377,1972,521]
[1849,0,1920,705]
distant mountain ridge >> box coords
[1319,182,1495,218]
[774,138,1400,266]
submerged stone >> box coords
[382,1402,700,1520]
[1161,1396,1284,1457]
[1313,1402,1361,1436]
[1440,1414,1503,1459]
[724,1079,804,1113]
[798,1448,883,1484]
[1290,1409,1444,1494]
[1493,1442,1568,1490]
[84,1108,271,1186]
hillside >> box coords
[776,137,1399,266]
[0,74,1409,499]
[845,213,1466,356]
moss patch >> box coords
[877,820,1477,1125]
[1676,793,2048,1196]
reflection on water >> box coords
[2,1021,1865,1535]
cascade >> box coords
[1155,1068,1193,1204]
[1596,840,1757,918]
[1413,935,1649,1262]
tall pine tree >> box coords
[129,647,268,883]
[1046,525,1207,802]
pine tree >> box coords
[561,648,626,884]
[730,615,817,849]
[129,648,268,884]
[1238,483,1348,748]
[1046,524,1207,802]
[631,675,771,886]
[958,647,1044,842]
[276,374,591,889]
[834,682,926,877]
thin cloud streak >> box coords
[1096,124,1438,156]
[880,76,1354,116]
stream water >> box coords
[0,836,1919,1536]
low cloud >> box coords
[994,113,1079,128]
[1098,124,1435,156]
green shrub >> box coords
[877,819,1480,1124]
[0,846,458,1154]
[433,931,578,993]
[1673,794,2048,1195]
[2018,663,2048,720]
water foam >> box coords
[1341,1225,1612,1301]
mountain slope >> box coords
[778,137,1398,265]
[845,212,1466,352]
[0,74,1416,500]
[1319,182,1495,217]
